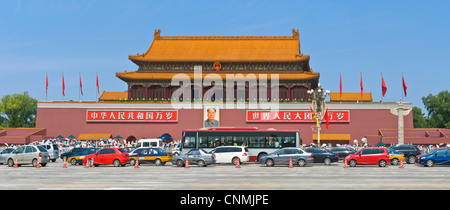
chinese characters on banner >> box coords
[246,110,350,122]
[86,110,178,122]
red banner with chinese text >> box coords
[86,110,178,122]
[246,110,349,122]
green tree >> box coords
[0,92,37,128]
[422,90,450,129]
[412,106,427,128]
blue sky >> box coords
[1,0,449,113]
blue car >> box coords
[416,148,450,167]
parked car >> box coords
[330,147,356,159]
[416,148,450,167]
[7,145,49,167]
[67,148,100,165]
[172,148,215,167]
[259,147,314,167]
[345,147,390,167]
[0,148,15,165]
[40,143,59,162]
[210,146,249,165]
[304,147,339,165]
[129,147,172,166]
[389,144,421,164]
[387,148,405,165]
[82,148,129,167]
[60,147,85,161]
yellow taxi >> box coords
[129,147,172,166]
[67,148,99,165]
[387,148,405,165]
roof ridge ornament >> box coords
[154,29,161,39]
[292,29,299,39]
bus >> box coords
[180,127,301,162]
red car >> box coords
[345,147,390,167]
[83,148,129,167]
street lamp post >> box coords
[307,83,330,147]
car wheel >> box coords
[232,157,240,165]
[113,159,121,167]
[32,159,38,167]
[70,158,77,165]
[391,158,399,165]
[197,160,205,167]
[130,159,136,166]
[324,158,331,165]
[298,159,306,167]
[426,159,434,167]
[7,159,14,167]
[155,159,162,166]
[408,155,416,164]
[379,159,387,167]
[349,159,357,167]
[176,159,184,167]
[265,159,274,167]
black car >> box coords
[330,147,356,159]
[60,147,86,160]
[304,148,339,165]
[389,144,421,164]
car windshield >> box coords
[426,149,438,155]
[118,148,127,153]
[36,145,47,152]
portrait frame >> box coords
[203,105,220,128]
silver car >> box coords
[260,147,314,167]
[7,145,49,167]
[0,148,15,165]
[172,148,215,167]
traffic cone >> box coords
[288,158,293,168]
[85,158,90,168]
[14,157,18,168]
[36,158,40,168]
[134,158,140,168]
[343,159,349,168]
[62,157,67,168]
[185,157,190,168]
[235,157,241,168]
[399,157,404,168]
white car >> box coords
[211,146,249,164]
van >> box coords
[40,143,59,162]
[212,146,249,164]
[136,139,163,148]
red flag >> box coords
[381,75,387,97]
[324,108,330,129]
[310,107,316,119]
[402,74,407,97]
[360,74,363,97]
[62,73,65,96]
[79,73,83,96]
[96,73,100,95]
[339,73,342,98]
[46,73,48,97]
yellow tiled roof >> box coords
[99,91,128,101]
[330,92,372,102]
[116,71,320,81]
[128,29,309,62]
[313,134,350,141]
[77,133,112,141]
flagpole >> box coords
[381,73,383,103]
[401,72,403,103]
[339,72,342,103]
[46,72,48,101]
[79,72,81,102]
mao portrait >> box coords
[204,106,220,127]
